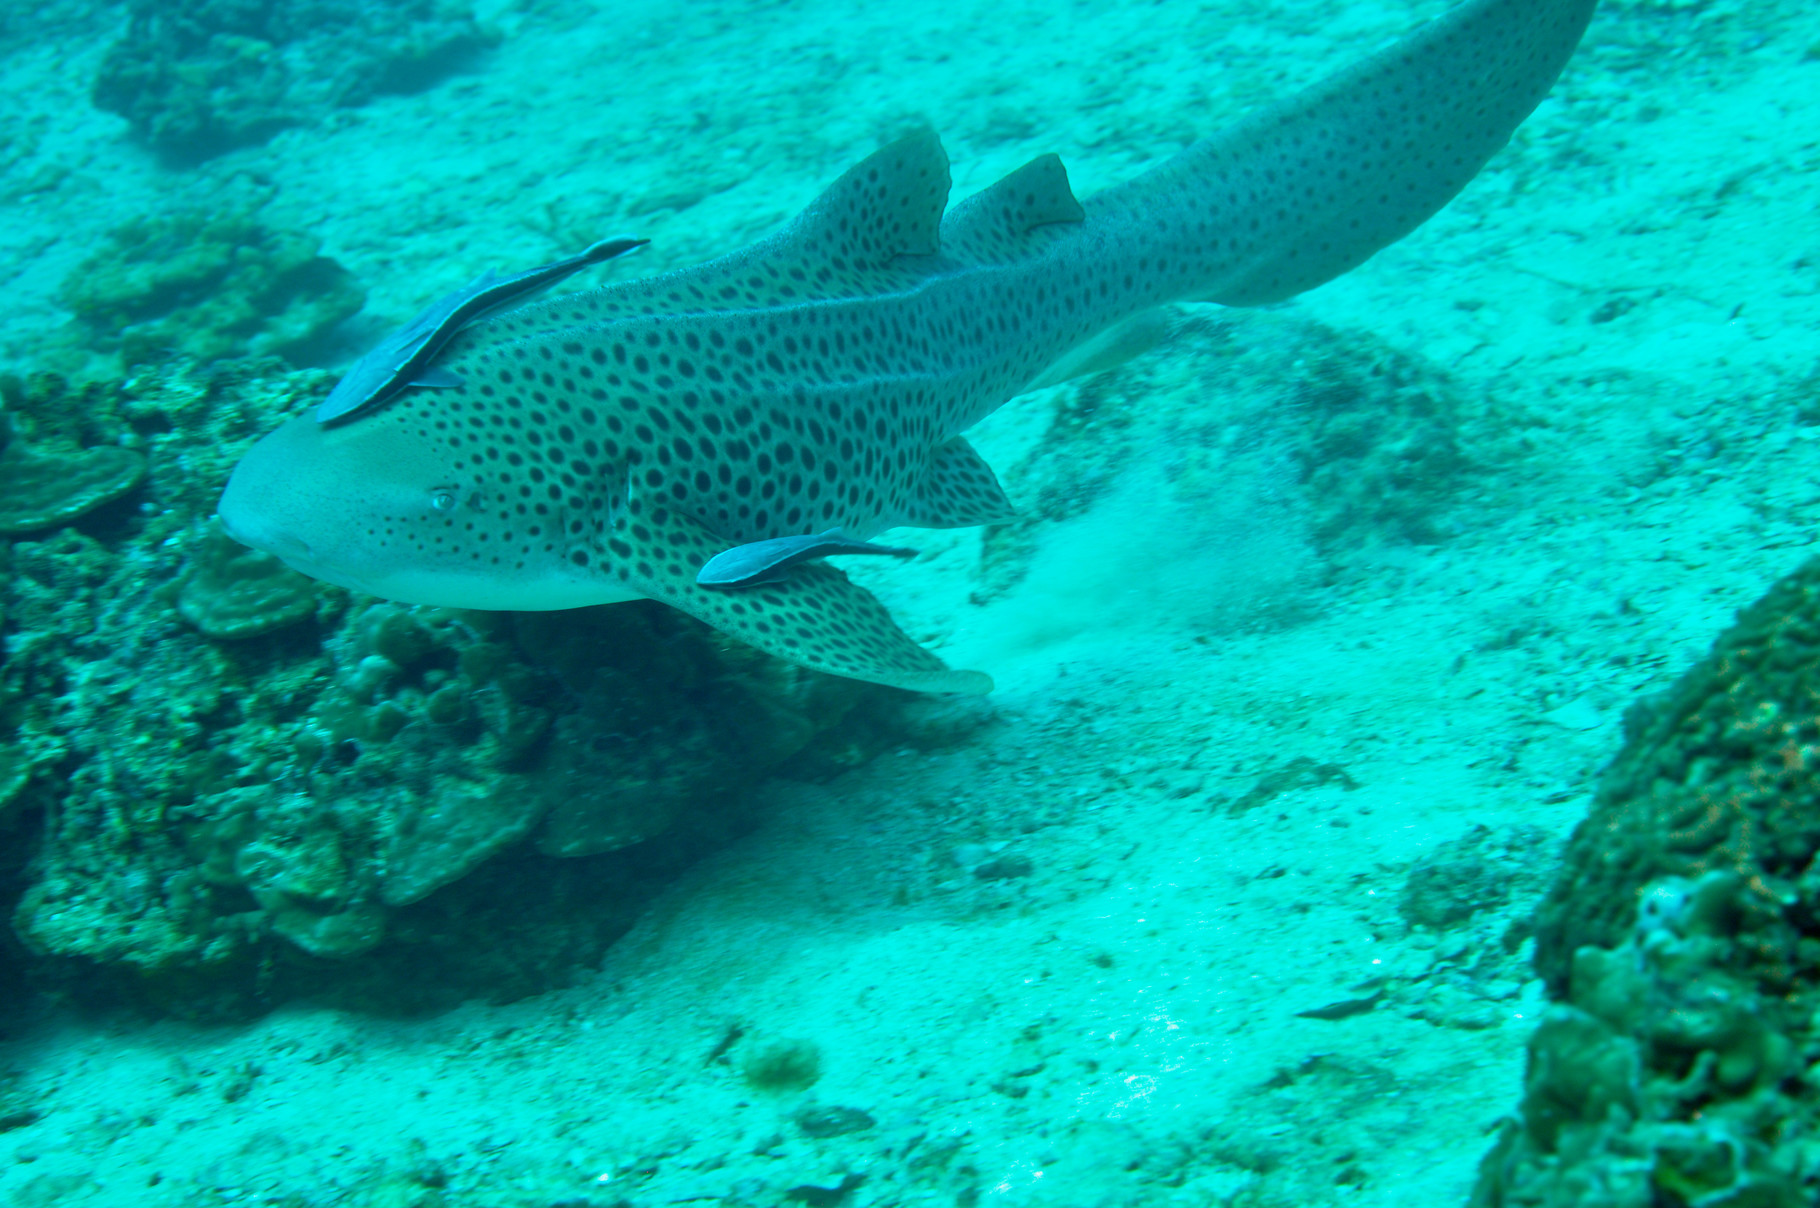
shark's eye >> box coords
[430,486,460,512]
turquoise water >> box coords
[1,0,1817,1204]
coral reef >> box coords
[57,210,365,370]
[1474,556,1820,1205]
[0,393,145,536]
[0,437,144,537]
[0,360,912,1017]
[174,521,319,639]
[92,0,495,161]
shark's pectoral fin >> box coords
[897,437,1018,530]
[614,498,990,693]
[698,529,919,589]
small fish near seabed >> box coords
[220,0,1599,694]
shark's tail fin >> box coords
[1092,0,1598,307]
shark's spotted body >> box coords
[222,0,1598,693]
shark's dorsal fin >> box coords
[613,130,953,314]
[783,128,951,266]
[942,153,1085,264]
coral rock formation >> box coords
[92,0,495,161]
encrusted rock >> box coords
[1475,870,1813,1206]
[1534,556,1820,991]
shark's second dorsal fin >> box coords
[941,153,1086,264]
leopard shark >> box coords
[220,0,1598,693]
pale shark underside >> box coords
[221,0,1599,693]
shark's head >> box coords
[219,403,637,611]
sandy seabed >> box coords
[1,0,1817,1203]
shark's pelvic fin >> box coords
[1024,308,1175,392]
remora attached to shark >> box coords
[221,0,1598,694]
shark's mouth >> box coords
[219,512,373,596]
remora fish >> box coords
[697,529,919,588]
[316,235,649,424]
[220,0,1597,694]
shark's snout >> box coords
[218,418,316,562]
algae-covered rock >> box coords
[92,0,495,162]
[1474,870,1815,1207]
[1474,557,1820,1206]
[176,521,317,639]
[0,437,144,535]
[1534,555,1820,991]
[1398,823,1556,931]
[59,210,364,368]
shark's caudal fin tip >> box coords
[852,663,994,695]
